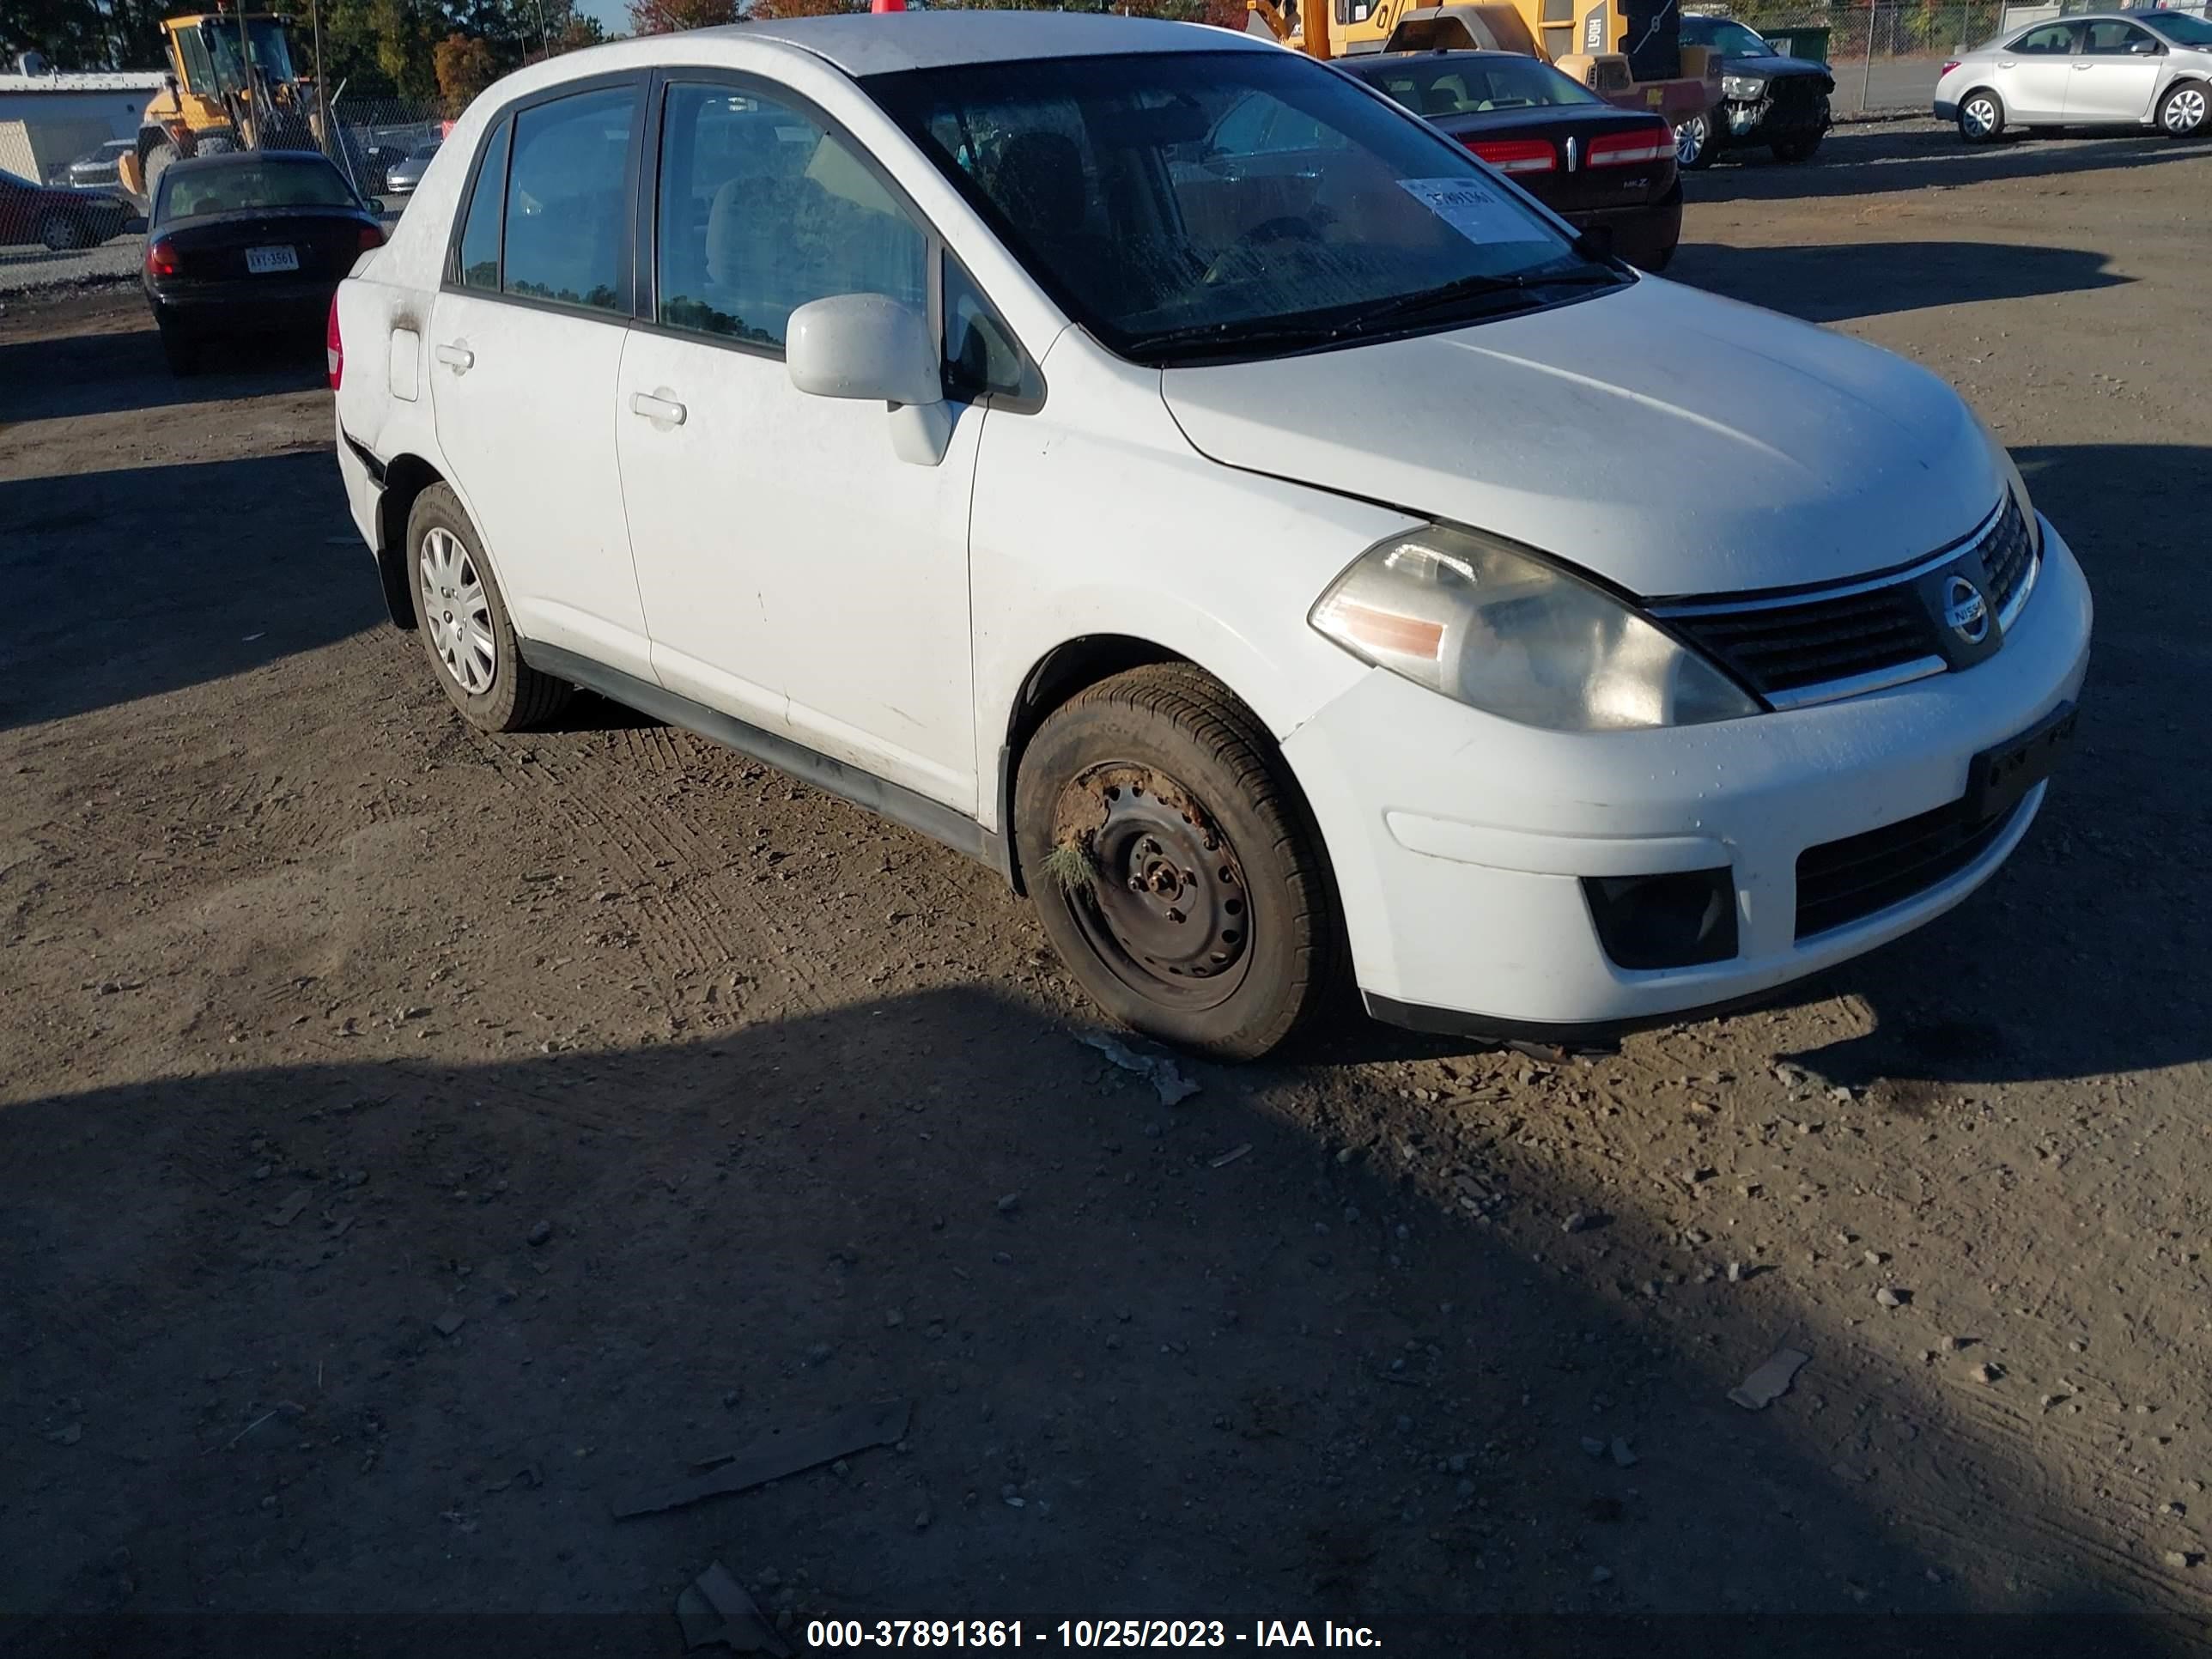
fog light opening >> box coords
[1583,867,1738,970]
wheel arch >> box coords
[372,453,446,630]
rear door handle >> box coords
[434,343,473,372]
[2073,60,2094,69]
[629,391,687,426]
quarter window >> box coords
[457,115,509,291]
[501,84,636,313]
[653,82,927,349]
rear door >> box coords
[1999,21,2082,122]
[427,77,653,681]
[2068,19,2166,121]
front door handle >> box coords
[2073,60,2094,69]
[629,391,687,426]
[1998,58,2017,67]
[434,342,473,373]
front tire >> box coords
[2159,82,2209,138]
[37,210,89,252]
[1959,89,2005,143]
[140,139,179,198]
[1771,131,1823,163]
[1675,110,1717,170]
[406,483,571,734]
[1015,665,1343,1061]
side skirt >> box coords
[520,641,1014,886]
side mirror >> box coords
[786,294,952,467]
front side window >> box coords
[864,49,1612,365]
[655,82,927,349]
[457,116,510,290]
[1356,56,1603,115]
[2082,21,2158,54]
[502,84,636,313]
[2013,23,2079,54]
[175,27,216,95]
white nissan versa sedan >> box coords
[331,14,2091,1059]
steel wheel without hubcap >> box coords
[1056,765,1252,1012]
[2163,85,2208,136]
[1675,112,1714,168]
[418,526,496,696]
[1960,94,2002,141]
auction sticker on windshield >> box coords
[1397,177,1535,246]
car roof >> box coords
[166,148,338,175]
[1350,49,1534,65]
[682,12,1269,76]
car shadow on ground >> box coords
[1688,122,2212,203]
[0,988,2195,1654]
[0,449,381,734]
[1666,236,2124,324]
[0,315,325,422]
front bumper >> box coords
[1280,517,2093,1035]
[1725,89,1832,142]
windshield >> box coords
[1352,54,1603,114]
[1684,16,1772,58]
[202,18,297,94]
[2148,10,2212,45]
[864,49,1613,365]
[157,156,355,222]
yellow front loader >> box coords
[117,9,324,200]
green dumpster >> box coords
[1760,26,1832,64]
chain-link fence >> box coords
[2,93,444,290]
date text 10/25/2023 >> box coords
[804,1620,1382,1649]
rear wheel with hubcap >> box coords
[406,483,571,733]
[2160,82,2209,137]
[1959,89,2005,143]
[1016,665,1342,1061]
[1674,111,1717,169]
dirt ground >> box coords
[5,124,2212,1656]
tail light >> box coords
[1588,124,1675,167]
[1466,137,1556,175]
[144,238,179,278]
[326,294,343,390]
[357,222,385,252]
[1942,59,1960,76]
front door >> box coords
[2067,19,2166,121]
[1999,21,2082,122]
[428,79,651,679]
[613,78,982,811]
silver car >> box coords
[1936,8,2212,141]
[380,141,441,198]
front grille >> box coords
[1980,493,2037,621]
[1795,796,2024,939]
[1656,495,2039,708]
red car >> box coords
[0,165,132,251]
[1344,50,1682,272]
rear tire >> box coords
[37,210,89,252]
[1958,89,2005,143]
[1015,665,1343,1061]
[1674,110,1718,170]
[2159,82,2209,138]
[406,483,572,734]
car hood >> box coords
[1723,52,1835,86]
[1158,276,2004,599]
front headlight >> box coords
[1310,526,1761,731]
[1722,74,1769,100]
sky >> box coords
[580,0,635,33]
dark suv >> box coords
[1676,13,1835,167]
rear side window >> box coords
[2081,21,2157,54]
[458,116,509,290]
[653,82,927,349]
[502,84,637,312]
[2013,22,2078,53]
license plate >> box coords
[246,245,299,274]
[1966,701,2076,822]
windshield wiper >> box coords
[1360,264,1620,330]
[1121,316,1364,362]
